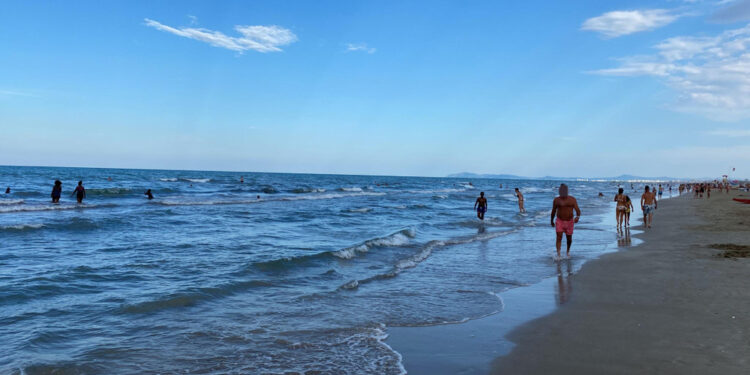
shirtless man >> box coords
[551,184,581,259]
[640,185,658,228]
[474,192,488,220]
[515,188,525,213]
[614,187,627,228]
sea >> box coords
[0,166,645,374]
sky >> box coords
[1,0,749,179]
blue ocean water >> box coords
[1,166,625,374]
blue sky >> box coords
[1,0,749,178]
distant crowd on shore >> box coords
[472,180,740,261]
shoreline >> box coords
[385,201,637,374]
[386,192,749,374]
[490,191,750,374]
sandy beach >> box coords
[491,191,750,374]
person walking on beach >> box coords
[658,184,664,199]
[551,184,580,259]
[625,195,634,227]
[640,186,657,229]
[71,181,86,203]
[515,188,526,213]
[474,192,488,221]
[51,180,62,203]
[614,188,627,228]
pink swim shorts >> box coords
[555,218,575,235]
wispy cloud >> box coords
[0,90,37,97]
[582,9,680,37]
[345,43,376,54]
[711,0,750,22]
[144,18,297,53]
[591,23,750,120]
[706,129,750,136]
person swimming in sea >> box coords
[145,189,154,200]
[5,187,10,194]
[474,192,487,220]
[51,180,62,203]
[71,180,86,203]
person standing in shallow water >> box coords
[51,180,62,203]
[144,189,154,200]
[474,192,487,220]
[515,188,526,213]
[71,180,86,203]
[551,184,580,259]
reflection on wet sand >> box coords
[556,259,572,305]
[617,227,632,247]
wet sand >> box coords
[491,191,750,374]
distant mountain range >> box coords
[447,172,685,181]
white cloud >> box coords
[582,9,680,37]
[592,23,750,120]
[706,129,750,136]
[346,43,376,54]
[144,18,297,53]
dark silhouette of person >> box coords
[145,189,154,200]
[51,180,62,203]
[71,180,86,203]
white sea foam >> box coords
[0,203,112,213]
[158,191,385,207]
[346,228,519,288]
[281,192,385,202]
[1,223,45,230]
[407,188,466,194]
[345,207,373,213]
[159,178,178,182]
[332,228,416,259]
[185,178,211,183]
[0,199,24,205]
[339,187,363,192]
[519,187,549,193]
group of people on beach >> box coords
[471,181,710,260]
[474,184,580,259]
[613,186,659,229]
[677,182,731,198]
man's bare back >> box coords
[641,191,656,206]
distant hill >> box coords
[447,172,683,181]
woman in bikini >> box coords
[614,187,627,228]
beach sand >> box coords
[491,192,750,374]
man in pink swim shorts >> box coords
[551,184,581,259]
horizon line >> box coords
[1,164,743,181]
